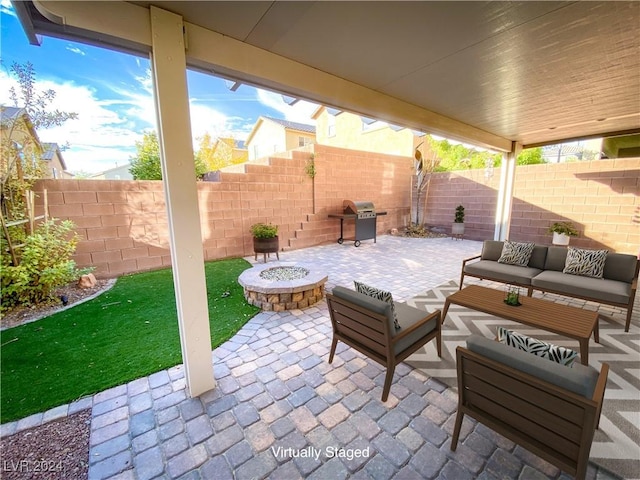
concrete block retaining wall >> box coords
[34,150,638,278]
[425,158,639,254]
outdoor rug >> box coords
[406,280,640,480]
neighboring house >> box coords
[601,134,639,159]
[245,116,316,161]
[1,106,71,179]
[312,106,423,157]
[542,138,603,163]
[208,137,248,170]
[90,163,134,180]
[42,143,73,179]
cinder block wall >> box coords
[34,145,413,278]
[423,158,639,254]
[35,154,638,278]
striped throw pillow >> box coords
[563,247,608,278]
[497,327,578,367]
[354,281,400,330]
[497,240,536,267]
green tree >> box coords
[8,61,78,129]
[427,135,546,171]
[1,62,79,267]
[516,147,544,165]
[129,131,162,180]
[129,131,208,180]
[427,135,502,172]
[195,134,247,172]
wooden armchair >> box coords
[452,335,609,480]
[326,286,441,401]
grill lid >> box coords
[343,200,375,214]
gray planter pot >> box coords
[452,223,465,235]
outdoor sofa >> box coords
[452,335,609,480]
[459,240,639,332]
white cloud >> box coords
[0,70,145,173]
[66,45,86,56]
[256,89,318,125]
[0,0,16,17]
[0,68,258,174]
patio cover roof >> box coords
[14,1,640,151]
[12,0,640,398]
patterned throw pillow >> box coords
[497,327,578,367]
[497,240,536,267]
[354,281,400,330]
[563,247,608,278]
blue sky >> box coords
[0,1,318,173]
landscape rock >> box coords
[78,273,97,289]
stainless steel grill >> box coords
[328,200,387,247]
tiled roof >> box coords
[42,142,59,161]
[0,106,24,126]
[263,116,316,134]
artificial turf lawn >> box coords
[0,258,260,423]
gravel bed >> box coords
[259,266,310,281]
[0,410,91,480]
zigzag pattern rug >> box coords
[406,280,640,480]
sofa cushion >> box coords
[563,247,608,278]
[497,327,578,366]
[481,240,547,269]
[354,281,400,330]
[531,270,631,304]
[392,303,438,355]
[466,335,599,398]
[528,245,549,270]
[481,240,504,261]
[544,246,569,272]
[498,241,536,267]
[603,252,638,283]
[464,260,542,285]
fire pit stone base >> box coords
[238,263,328,311]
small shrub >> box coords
[1,219,89,310]
[250,223,278,239]
[548,221,578,237]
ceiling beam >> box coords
[32,0,513,152]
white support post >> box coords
[494,142,521,241]
[149,6,215,396]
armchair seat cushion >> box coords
[393,303,439,355]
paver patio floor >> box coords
[3,236,624,479]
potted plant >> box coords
[452,205,465,238]
[548,221,578,246]
[504,285,522,306]
[250,223,279,261]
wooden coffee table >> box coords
[442,285,599,365]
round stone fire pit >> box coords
[238,263,328,311]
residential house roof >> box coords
[218,137,246,150]
[245,116,316,146]
[0,106,24,125]
[42,142,67,170]
[90,163,134,180]
[261,116,316,134]
[0,105,41,150]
